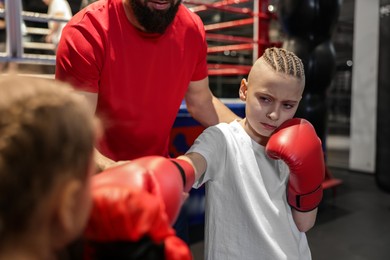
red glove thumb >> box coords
[131,156,195,223]
[84,171,192,260]
[85,174,173,242]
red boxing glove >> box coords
[129,156,195,223]
[93,156,195,224]
[265,118,325,212]
[84,171,191,260]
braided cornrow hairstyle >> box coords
[261,47,305,80]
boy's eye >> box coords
[259,96,271,103]
[283,103,295,109]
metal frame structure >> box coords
[1,0,279,72]
[0,0,68,65]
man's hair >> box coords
[0,75,97,242]
[261,47,305,79]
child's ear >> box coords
[57,179,85,245]
[239,79,248,101]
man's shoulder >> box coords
[176,4,204,28]
[68,0,109,26]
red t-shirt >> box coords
[56,0,208,160]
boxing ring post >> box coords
[3,0,24,62]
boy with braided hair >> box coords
[0,75,99,259]
[178,47,324,259]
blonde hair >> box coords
[0,75,97,243]
[261,47,305,79]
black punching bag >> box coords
[278,0,341,148]
[376,0,390,192]
[279,0,341,45]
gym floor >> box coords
[189,136,390,260]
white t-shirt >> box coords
[48,0,72,45]
[188,120,311,260]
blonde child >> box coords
[0,75,99,259]
[179,47,325,259]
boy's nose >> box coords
[266,109,279,121]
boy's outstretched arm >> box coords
[178,152,207,183]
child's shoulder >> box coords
[216,119,240,128]
[209,120,243,138]
[201,120,241,138]
[212,120,236,132]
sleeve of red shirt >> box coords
[189,10,209,82]
[55,17,105,93]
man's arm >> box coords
[185,77,240,126]
[77,91,97,114]
[77,91,116,172]
[94,148,116,172]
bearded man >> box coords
[56,0,239,243]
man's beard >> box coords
[130,0,181,34]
